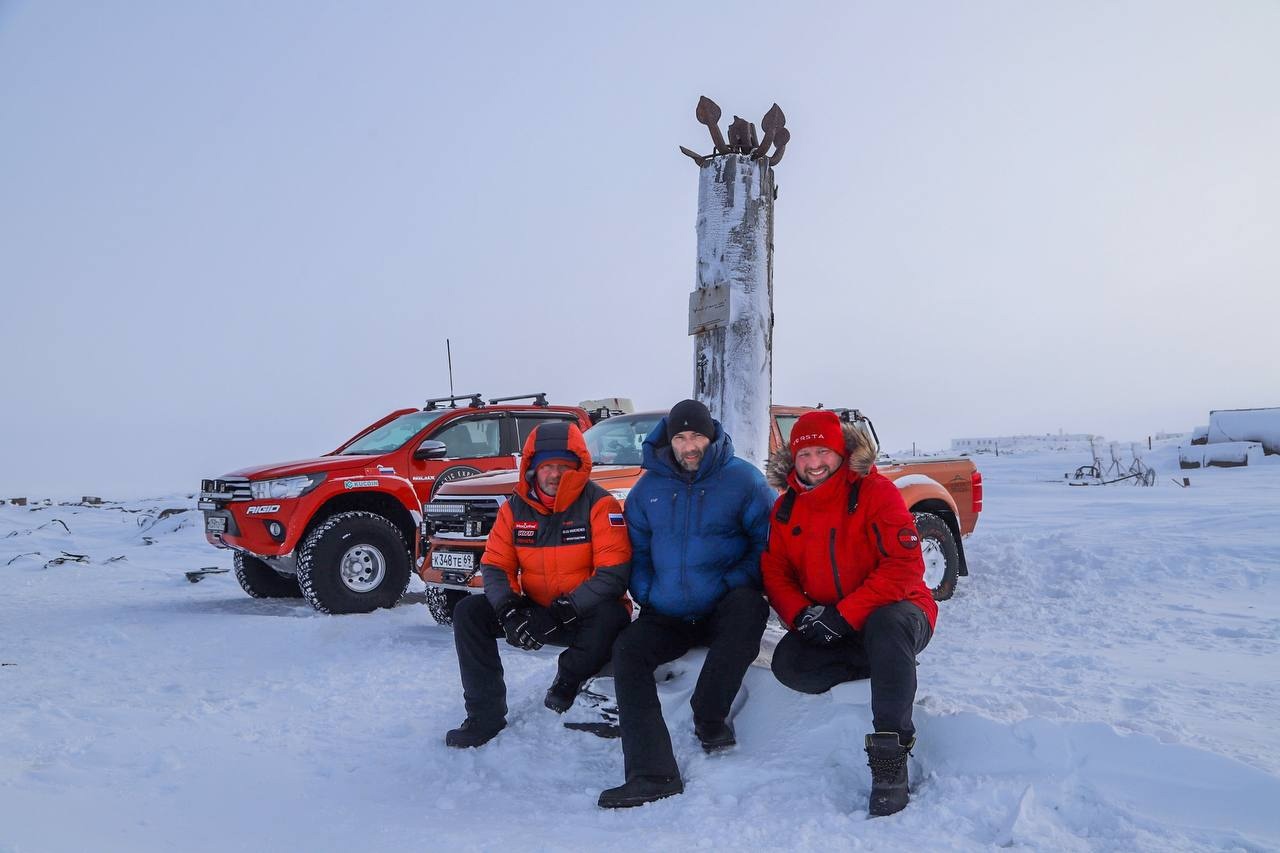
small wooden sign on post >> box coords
[688,283,730,335]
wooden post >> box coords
[689,154,775,469]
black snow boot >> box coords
[544,677,582,714]
[597,776,684,809]
[694,717,736,753]
[865,732,913,817]
[444,717,505,749]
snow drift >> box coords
[3,448,1279,851]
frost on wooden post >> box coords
[682,97,786,471]
[692,155,774,470]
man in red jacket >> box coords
[761,410,937,817]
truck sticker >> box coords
[344,480,378,489]
[429,465,483,499]
[377,466,396,475]
[246,505,281,515]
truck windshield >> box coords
[775,415,800,444]
[585,415,663,466]
[339,411,447,455]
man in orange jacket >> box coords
[761,410,937,816]
[445,421,632,748]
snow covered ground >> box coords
[3,446,1278,852]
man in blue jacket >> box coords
[597,399,775,809]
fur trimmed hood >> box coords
[766,420,878,489]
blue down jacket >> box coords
[625,417,776,620]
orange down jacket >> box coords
[480,421,632,611]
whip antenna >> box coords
[446,339,455,399]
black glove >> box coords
[795,604,853,645]
[794,605,821,633]
[496,597,543,651]
[549,595,579,629]
[524,606,560,639]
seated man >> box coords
[445,421,632,748]
[599,399,775,808]
[761,410,937,816]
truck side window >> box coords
[431,418,503,459]
[515,415,578,446]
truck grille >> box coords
[200,477,252,504]
[425,496,505,539]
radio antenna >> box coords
[446,339,455,399]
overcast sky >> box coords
[2,1,1277,497]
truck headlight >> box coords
[250,473,326,500]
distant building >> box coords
[950,432,1102,453]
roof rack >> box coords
[585,406,627,425]
[424,393,485,411]
[828,407,880,448]
[487,393,548,407]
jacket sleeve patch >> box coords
[608,513,626,527]
[897,527,920,550]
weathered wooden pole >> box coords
[682,98,787,469]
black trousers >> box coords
[612,587,769,781]
[771,600,933,741]
[452,593,631,726]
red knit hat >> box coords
[789,410,845,458]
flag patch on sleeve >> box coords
[608,513,626,527]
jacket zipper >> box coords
[871,522,890,558]
[679,488,690,611]
[696,489,706,530]
[828,528,845,599]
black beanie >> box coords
[666,399,715,442]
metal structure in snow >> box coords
[682,96,787,470]
[1069,437,1156,486]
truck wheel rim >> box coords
[921,538,945,590]
[339,544,386,593]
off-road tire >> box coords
[233,551,303,598]
[913,512,959,602]
[297,511,411,614]
[424,587,471,625]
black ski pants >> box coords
[771,599,932,742]
[612,587,769,781]
[452,593,631,726]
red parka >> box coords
[761,424,938,632]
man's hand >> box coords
[794,604,853,645]
[793,604,821,633]
[549,595,579,629]
[496,597,543,651]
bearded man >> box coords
[762,410,937,817]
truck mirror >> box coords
[414,440,449,461]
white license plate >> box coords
[431,550,475,571]
[205,516,227,533]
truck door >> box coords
[409,413,514,503]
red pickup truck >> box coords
[198,393,593,614]
[419,406,982,623]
